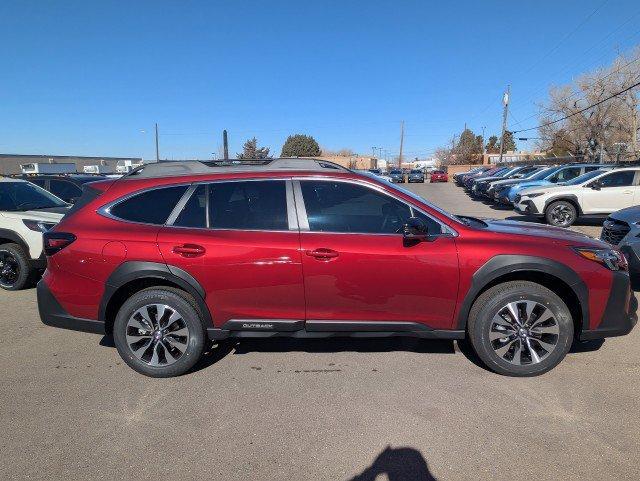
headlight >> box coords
[574,247,628,271]
[22,219,55,232]
[525,192,545,198]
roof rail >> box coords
[123,158,350,179]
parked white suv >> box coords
[514,167,640,227]
[0,177,68,290]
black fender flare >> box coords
[456,255,589,330]
[543,194,582,215]
[0,228,30,254]
[98,261,212,327]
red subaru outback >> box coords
[38,159,636,377]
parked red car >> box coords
[38,159,636,377]
[430,170,448,182]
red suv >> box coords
[38,159,636,377]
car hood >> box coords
[480,218,607,247]
[609,205,640,223]
[491,178,526,188]
[1,209,65,222]
[519,183,571,196]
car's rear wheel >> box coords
[113,287,206,377]
[545,200,577,227]
[0,243,31,291]
[467,281,573,376]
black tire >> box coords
[545,200,577,227]
[113,287,207,377]
[0,243,31,291]
[467,281,574,377]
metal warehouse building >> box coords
[0,153,143,175]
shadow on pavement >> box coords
[349,445,438,481]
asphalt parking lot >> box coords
[1,182,638,481]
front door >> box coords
[295,179,459,329]
[582,170,639,214]
[157,179,305,327]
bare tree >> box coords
[537,47,640,161]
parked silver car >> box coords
[601,205,640,290]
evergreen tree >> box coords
[280,134,321,157]
[237,137,271,159]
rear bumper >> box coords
[37,280,105,334]
[579,271,637,340]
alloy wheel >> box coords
[0,250,20,288]
[125,304,190,366]
[549,204,574,226]
[489,300,560,365]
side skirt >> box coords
[208,319,465,341]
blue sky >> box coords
[1,0,639,160]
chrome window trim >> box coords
[166,184,199,226]
[293,177,457,237]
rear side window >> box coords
[174,185,207,228]
[109,185,188,224]
[209,180,288,230]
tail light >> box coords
[43,232,76,256]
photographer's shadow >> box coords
[349,445,437,481]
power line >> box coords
[512,80,640,134]
[520,0,610,77]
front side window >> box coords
[300,180,441,234]
[109,185,188,224]
[597,171,636,188]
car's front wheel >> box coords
[545,200,577,227]
[0,243,31,291]
[467,281,573,376]
[113,287,207,377]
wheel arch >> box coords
[457,255,588,335]
[99,261,212,335]
[544,195,582,216]
[0,228,30,254]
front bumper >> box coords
[580,271,638,340]
[514,200,540,215]
[37,279,105,334]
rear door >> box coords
[581,170,638,214]
[157,179,305,327]
[295,178,459,330]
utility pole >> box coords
[223,130,229,160]
[398,121,405,169]
[498,85,510,165]
[371,147,376,158]
[155,123,160,162]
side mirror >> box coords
[589,181,601,190]
[402,217,432,244]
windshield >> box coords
[563,169,606,186]
[522,166,558,181]
[410,170,422,174]
[389,170,402,174]
[0,181,68,211]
